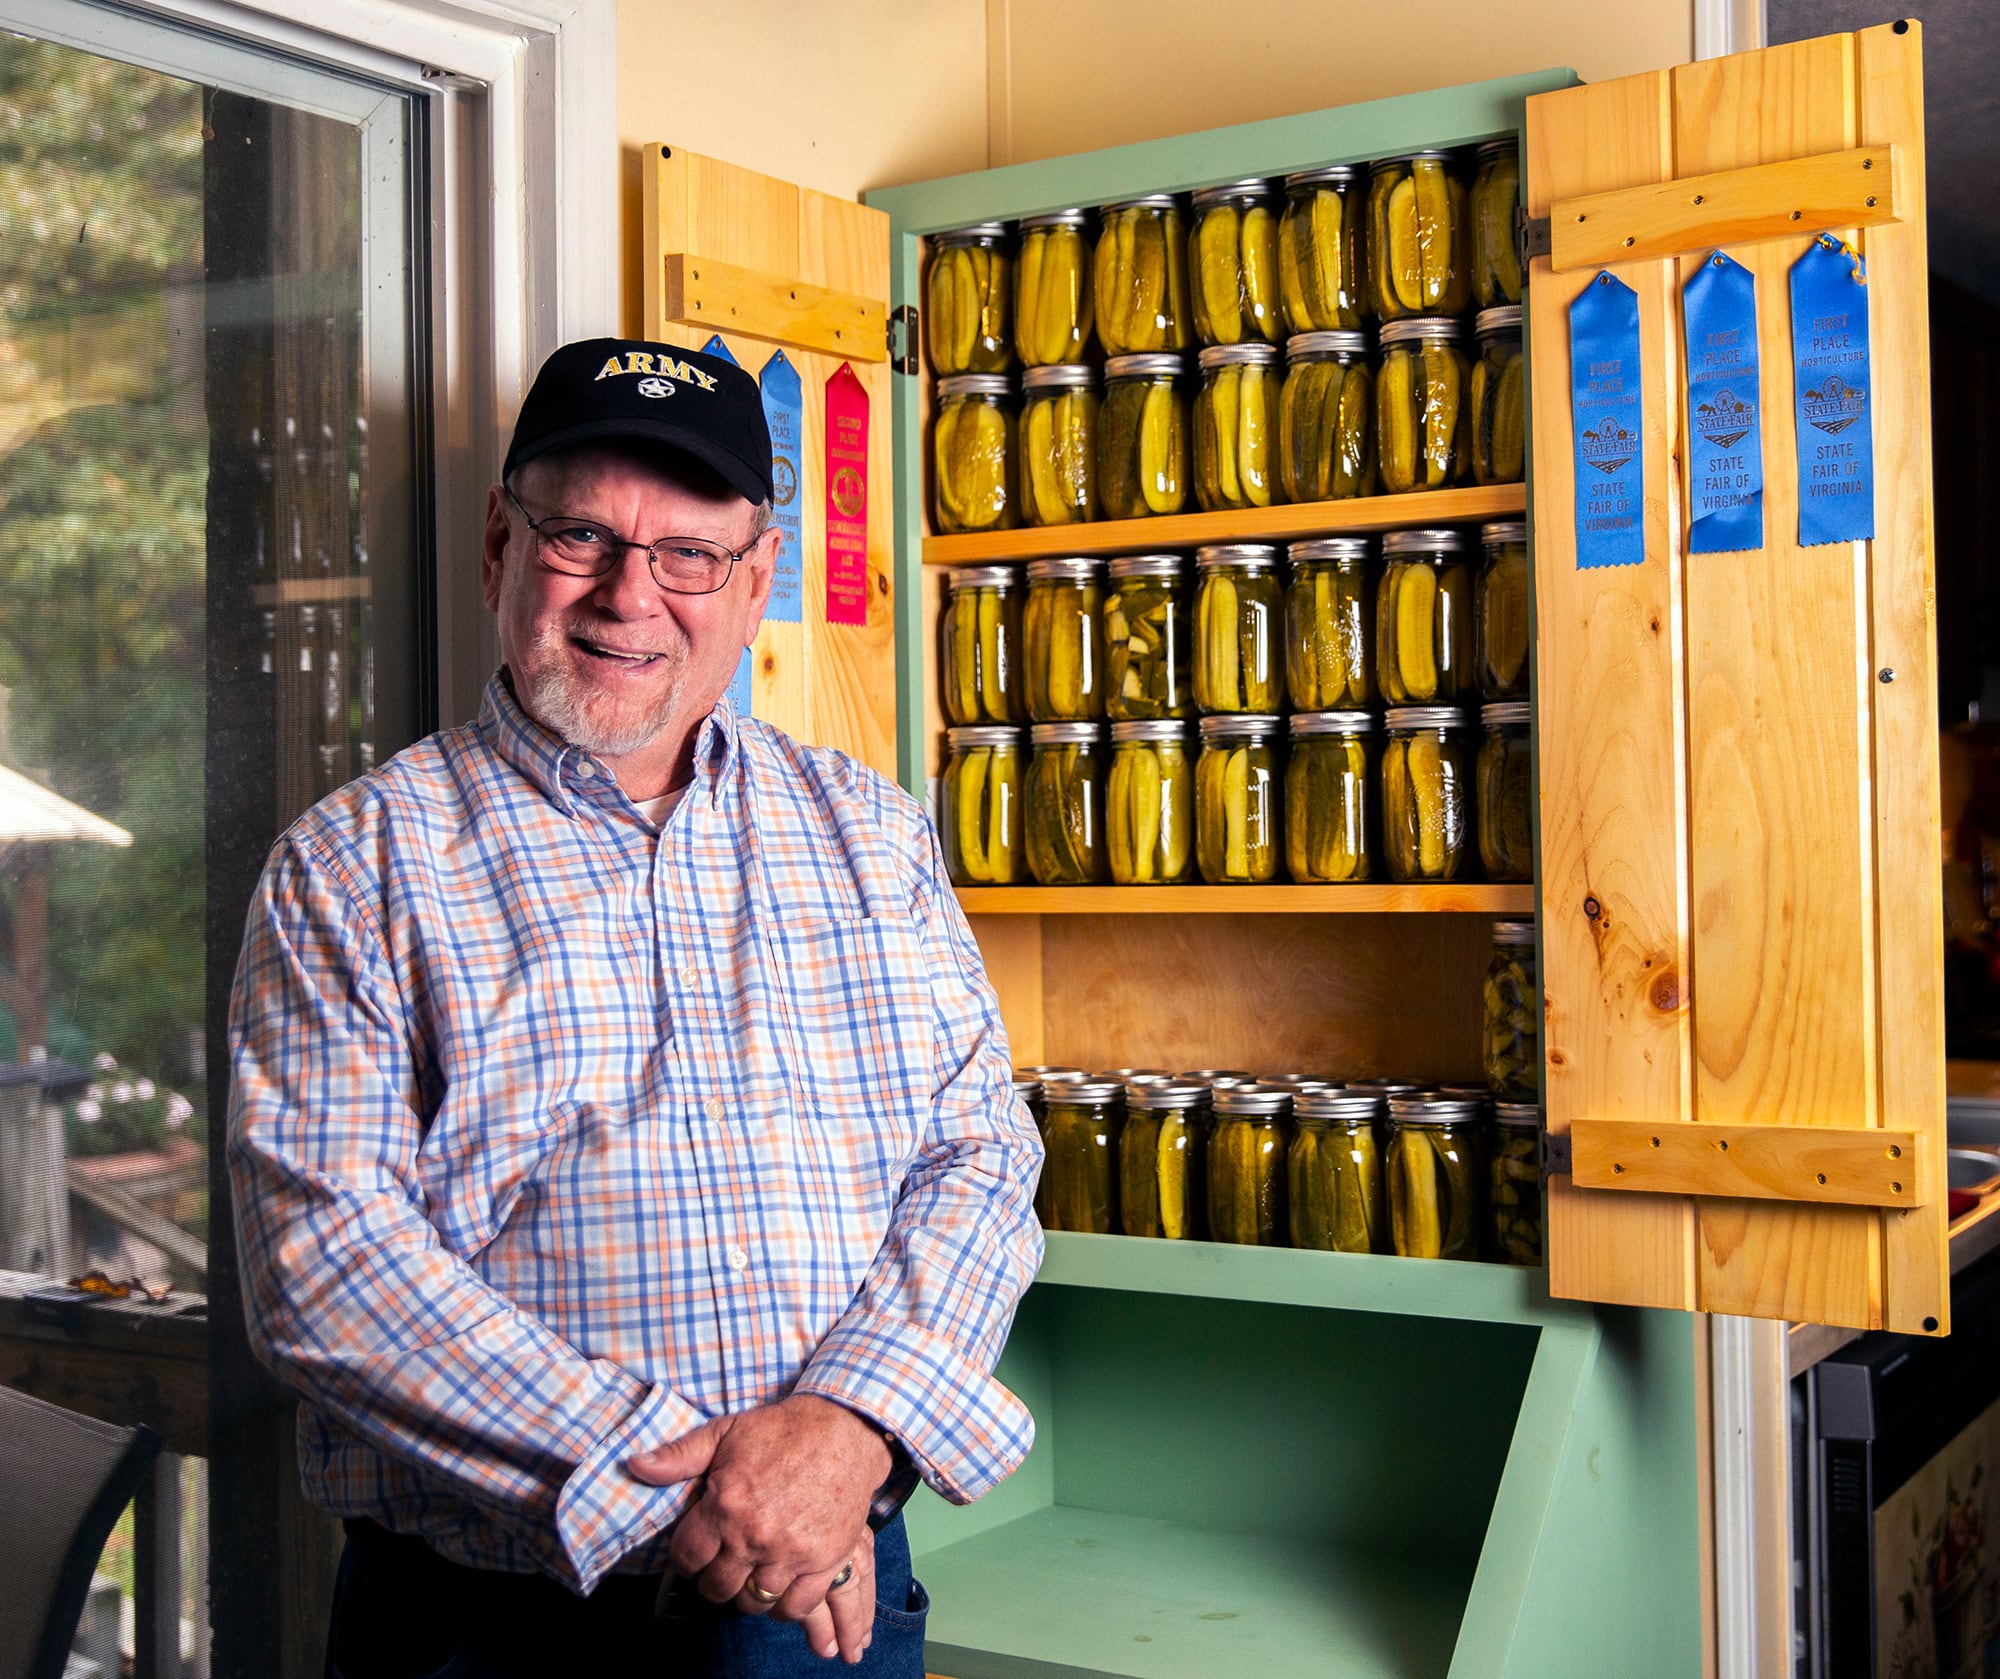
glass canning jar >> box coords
[1475,520,1529,701]
[1097,353,1189,520]
[1387,1095,1489,1260]
[1471,306,1525,487]
[1280,166,1370,332]
[1022,557,1105,722]
[1490,1101,1544,1265]
[1485,919,1539,1101]
[1094,195,1191,355]
[942,725,1026,887]
[1378,528,1473,705]
[1016,1065,1088,1135]
[1286,536,1373,710]
[1120,1080,1212,1239]
[1208,1082,1293,1245]
[1024,721,1107,886]
[1107,720,1195,885]
[1194,343,1281,511]
[1196,713,1283,884]
[932,374,1017,535]
[927,222,1013,376]
[1037,1077,1124,1232]
[1104,553,1191,721]
[1381,706,1474,882]
[1470,139,1523,307]
[1285,711,1376,884]
[1290,1088,1389,1252]
[1017,364,1099,527]
[1190,179,1285,346]
[1015,209,1094,367]
[1376,317,1471,494]
[1193,543,1283,714]
[939,564,1020,726]
[1366,151,1471,322]
[1280,331,1375,504]
[1477,702,1533,883]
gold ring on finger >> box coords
[827,1560,856,1592]
[743,1578,784,1605]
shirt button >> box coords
[574,758,596,779]
[680,966,699,985]
[704,1098,724,1121]
[726,1247,750,1273]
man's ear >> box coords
[480,484,511,612]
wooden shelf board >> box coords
[956,884,1536,916]
[1034,1231,1589,1330]
[919,1505,1469,1679]
[922,484,1527,566]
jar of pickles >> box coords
[1120,1080,1210,1239]
[1290,1089,1388,1253]
[1490,1101,1543,1265]
[1208,1082,1292,1245]
[1387,1095,1487,1260]
[1471,306,1525,487]
[1190,180,1284,346]
[1280,166,1370,332]
[927,223,1013,376]
[1105,555,1191,721]
[1097,354,1189,520]
[1475,521,1529,700]
[1017,1065,1088,1133]
[1194,344,1280,511]
[1018,365,1099,526]
[1023,558,1104,721]
[932,375,1017,535]
[1015,209,1094,367]
[1024,722,1107,885]
[1285,711,1375,883]
[1286,537,1372,710]
[1196,714,1282,884]
[1106,720,1194,885]
[940,566,1019,725]
[1193,544,1282,713]
[1381,706,1473,882]
[1366,152,1470,322]
[1470,139,1523,307]
[1485,920,1538,1101]
[943,726,1026,887]
[1377,318,1471,494]
[1378,529,1472,705]
[1477,702,1533,883]
[1094,196,1191,356]
[1280,332,1375,504]
[1038,1077,1123,1232]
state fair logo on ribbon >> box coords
[1801,375,1868,436]
[1692,388,1756,451]
[1580,418,1639,477]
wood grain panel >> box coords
[968,915,1046,1065]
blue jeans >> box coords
[326,1515,928,1679]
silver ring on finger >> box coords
[827,1560,856,1592]
[742,1578,784,1606]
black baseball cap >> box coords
[502,337,774,505]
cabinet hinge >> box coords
[888,305,920,376]
[1542,1131,1571,1181]
[1520,210,1552,268]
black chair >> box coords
[0,1384,163,1679]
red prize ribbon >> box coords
[823,364,870,625]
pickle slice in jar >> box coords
[1129,746,1163,883]
[1196,204,1244,345]
[1393,563,1440,702]
[1200,573,1241,709]
[986,748,1021,883]
[1311,190,1347,326]
[1420,344,1461,490]
[976,587,1009,721]
[1406,732,1450,877]
[1394,1128,1444,1258]
[1130,213,1169,349]
[1376,349,1418,494]
[1138,383,1180,515]
[1411,159,1456,312]
[1241,205,1280,339]
[1386,175,1424,314]
[1238,366,1272,507]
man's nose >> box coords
[590,543,667,615]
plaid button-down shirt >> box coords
[227,676,1042,1592]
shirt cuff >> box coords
[552,1380,707,1593]
[794,1309,1034,1507]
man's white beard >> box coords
[518,621,688,758]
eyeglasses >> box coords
[503,484,759,596]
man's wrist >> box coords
[794,1393,897,1479]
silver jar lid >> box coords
[1285,165,1363,188]
[1289,710,1377,738]
[1382,528,1466,558]
[1043,1077,1125,1104]
[1295,1088,1387,1122]
[1379,317,1466,348]
[1102,193,1181,213]
[937,222,1010,243]
[1020,208,1089,230]
[1017,1064,1088,1082]
[1476,305,1524,336]
[1286,330,1371,360]
[1493,918,1537,946]
[947,725,1026,749]
[1475,138,1518,164]
[1126,1079,1212,1110]
[1258,1073,1336,1092]
[1387,1094,1487,1126]
[1290,536,1371,564]
[1025,556,1103,583]
[1023,363,1099,391]
[1385,706,1470,731]
[1482,521,1528,545]
[1107,552,1184,579]
[1010,1073,1042,1098]
[1346,1079,1421,1095]
[1111,718,1194,744]
[1104,352,1187,380]
[1199,713,1282,741]
[1198,342,1282,370]
[945,564,1018,591]
[1095,1067,1175,1084]
[1494,1101,1543,1127]
[1481,702,1532,728]
[1177,1068,1258,1086]
[1196,542,1280,570]
[1030,721,1103,746]
[936,374,1014,399]
[1373,149,1458,168]
[1212,1081,1295,1116]
[1194,178,1276,205]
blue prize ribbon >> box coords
[1789,235,1874,546]
[701,334,740,365]
[1569,272,1646,570]
[1683,251,1765,554]
[757,350,804,624]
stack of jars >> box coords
[938,518,1534,888]
[924,142,1528,535]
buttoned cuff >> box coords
[552,1380,707,1593]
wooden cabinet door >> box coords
[1528,24,1946,1332]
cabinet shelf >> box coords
[955,884,1535,915]
[922,483,1527,566]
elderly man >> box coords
[227,339,1043,1679]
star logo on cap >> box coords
[636,376,674,399]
